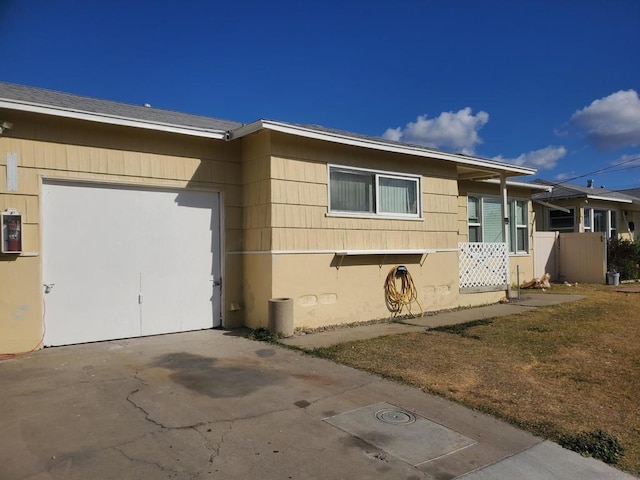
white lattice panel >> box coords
[459,242,509,289]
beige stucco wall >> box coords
[0,111,243,353]
[270,252,459,330]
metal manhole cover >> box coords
[375,408,416,425]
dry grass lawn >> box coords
[314,284,640,475]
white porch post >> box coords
[500,174,508,243]
[500,174,511,297]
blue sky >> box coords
[1,1,639,189]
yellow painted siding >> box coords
[254,133,475,329]
[239,133,274,326]
[1,110,548,349]
[268,133,460,253]
[0,113,243,354]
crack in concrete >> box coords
[193,422,233,465]
[125,387,212,431]
[125,388,168,429]
[114,444,195,479]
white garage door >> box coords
[42,181,222,346]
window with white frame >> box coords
[467,195,529,254]
[548,208,575,232]
[584,208,617,238]
[328,166,420,218]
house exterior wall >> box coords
[1,110,542,350]
[533,198,635,240]
[239,130,273,328]
[458,181,537,288]
[240,131,497,331]
[0,111,243,354]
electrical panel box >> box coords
[1,210,22,254]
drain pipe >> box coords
[516,265,521,301]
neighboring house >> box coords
[532,179,640,240]
[1,82,545,354]
[617,187,640,240]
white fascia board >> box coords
[482,178,552,191]
[0,99,227,139]
[586,194,633,204]
[534,200,571,213]
[229,120,537,177]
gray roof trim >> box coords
[0,82,241,139]
[532,179,640,205]
[229,120,537,177]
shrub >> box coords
[607,238,640,280]
[559,429,624,465]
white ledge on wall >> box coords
[334,249,433,256]
[333,248,458,268]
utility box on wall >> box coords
[1,210,23,254]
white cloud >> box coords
[553,172,574,181]
[493,146,567,170]
[382,107,489,154]
[570,90,640,151]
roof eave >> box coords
[481,178,552,192]
[229,120,536,177]
[586,194,633,204]
[0,99,228,139]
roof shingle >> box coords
[0,82,242,133]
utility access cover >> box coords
[324,402,476,466]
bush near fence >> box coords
[607,238,640,280]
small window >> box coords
[330,169,374,213]
[329,166,420,218]
[467,195,529,254]
[610,211,617,238]
[583,208,591,231]
[584,208,617,238]
[549,208,575,233]
[514,200,528,253]
[468,196,481,242]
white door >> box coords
[42,181,222,346]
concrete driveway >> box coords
[1,329,634,479]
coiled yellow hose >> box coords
[384,266,423,318]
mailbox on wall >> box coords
[1,210,22,254]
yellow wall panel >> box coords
[0,112,250,353]
[226,229,243,252]
[241,130,271,162]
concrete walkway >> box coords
[281,293,585,349]
[1,293,635,479]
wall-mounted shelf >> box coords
[334,249,439,269]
